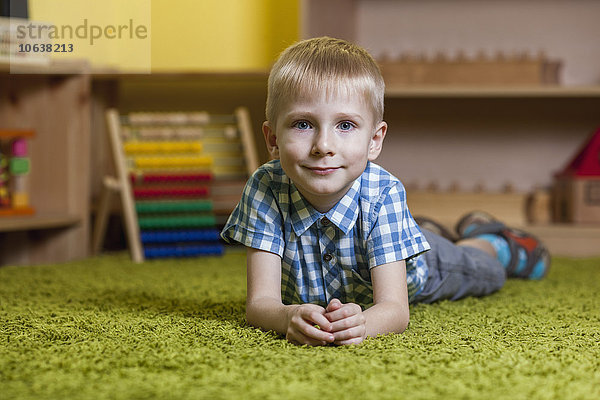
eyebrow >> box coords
[335,113,364,122]
[285,112,365,123]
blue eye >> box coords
[294,121,311,130]
[338,121,355,131]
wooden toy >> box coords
[131,172,212,184]
[11,138,28,156]
[133,156,213,169]
[9,157,30,174]
[132,186,210,198]
[553,127,600,224]
[378,51,562,87]
[0,130,34,216]
[526,188,552,225]
[92,108,259,262]
[0,151,9,208]
[124,141,203,154]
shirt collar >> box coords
[290,177,361,237]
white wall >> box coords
[352,0,600,191]
[357,0,600,85]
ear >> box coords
[262,121,280,159]
[368,121,387,161]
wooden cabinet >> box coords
[0,61,90,266]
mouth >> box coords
[305,166,340,175]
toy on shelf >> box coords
[553,127,600,224]
[378,50,562,87]
[92,108,259,263]
[0,130,34,217]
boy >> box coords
[221,37,550,346]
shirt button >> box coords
[321,217,330,226]
[323,253,333,262]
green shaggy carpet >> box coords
[1,250,599,400]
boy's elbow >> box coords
[245,300,262,328]
[369,300,410,336]
[390,301,409,334]
[245,308,254,327]
[382,298,410,334]
[395,306,409,334]
[245,296,286,332]
[399,310,409,334]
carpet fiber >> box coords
[1,250,599,400]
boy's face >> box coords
[263,89,387,213]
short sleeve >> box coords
[220,168,285,257]
[367,182,430,268]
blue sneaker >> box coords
[455,211,551,279]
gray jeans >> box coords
[412,229,507,304]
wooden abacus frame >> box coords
[92,107,259,263]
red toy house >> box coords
[553,127,600,224]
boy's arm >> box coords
[246,247,335,345]
[364,259,410,337]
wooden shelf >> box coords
[525,224,600,258]
[93,70,600,99]
[91,69,269,81]
[0,214,81,232]
[1,63,91,266]
[92,71,600,99]
[411,218,600,258]
[88,69,600,99]
[385,85,600,98]
[0,59,89,74]
[0,129,35,138]
[406,191,600,257]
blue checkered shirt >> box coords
[221,160,430,308]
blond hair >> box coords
[266,37,385,124]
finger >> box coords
[303,323,335,343]
[288,327,332,346]
[300,335,329,346]
[332,325,366,342]
[291,312,335,342]
[325,304,361,323]
[287,333,327,347]
[303,310,333,332]
[326,298,342,313]
[329,313,365,333]
[334,336,365,346]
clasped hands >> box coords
[285,298,366,346]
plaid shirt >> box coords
[221,160,430,308]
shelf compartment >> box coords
[0,68,90,266]
[0,129,35,138]
[406,191,600,257]
[385,86,600,98]
[0,213,81,232]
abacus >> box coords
[92,107,259,262]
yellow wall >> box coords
[29,0,299,71]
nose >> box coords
[311,128,335,156]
